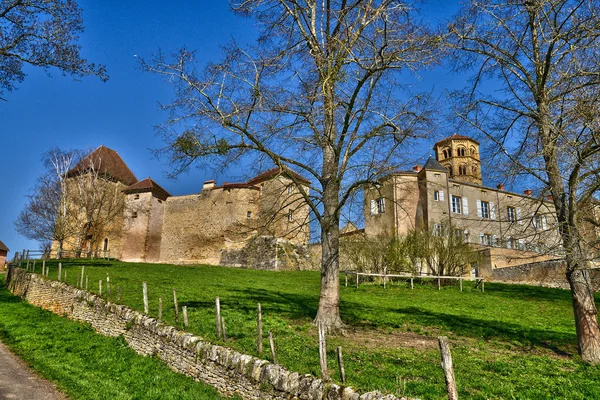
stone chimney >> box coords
[497,184,505,191]
[524,189,533,196]
[202,180,216,191]
[413,165,422,172]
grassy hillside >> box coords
[0,279,231,400]
[17,260,600,399]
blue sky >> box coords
[0,0,468,255]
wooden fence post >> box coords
[318,323,329,381]
[481,279,485,292]
[173,288,179,323]
[345,273,348,287]
[85,276,88,290]
[257,303,263,355]
[337,346,346,384]
[158,297,163,320]
[459,277,463,292]
[32,259,36,273]
[216,297,222,339]
[221,317,227,341]
[411,277,414,290]
[81,266,85,289]
[438,336,458,400]
[269,330,277,364]
[118,286,122,301]
[99,280,102,296]
[42,259,46,276]
[182,306,188,327]
[64,271,67,282]
[106,273,110,296]
[58,262,62,281]
[438,277,441,291]
[143,282,149,314]
[356,273,359,289]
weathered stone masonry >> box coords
[6,267,404,400]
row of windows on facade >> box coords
[444,165,478,176]
[440,147,477,159]
[432,225,551,252]
[371,194,549,229]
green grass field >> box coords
[0,275,232,400]
[12,260,600,399]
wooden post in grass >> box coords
[99,280,102,296]
[356,273,359,289]
[173,288,179,323]
[58,262,62,281]
[459,277,463,292]
[345,273,348,287]
[182,306,188,327]
[383,267,387,289]
[81,266,85,289]
[318,323,329,381]
[118,286,122,301]
[106,273,110,296]
[216,297,222,339]
[221,317,227,341]
[85,276,88,290]
[257,303,263,355]
[64,271,67,282]
[411,277,414,290]
[337,346,346,384]
[438,277,441,291]
[158,297,163,320]
[32,259,36,273]
[481,279,485,293]
[269,330,277,364]
[438,336,458,400]
[42,259,45,276]
[143,282,149,314]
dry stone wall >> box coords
[6,267,404,400]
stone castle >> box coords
[56,146,311,269]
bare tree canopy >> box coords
[0,0,107,98]
[449,0,600,363]
[142,0,440,331]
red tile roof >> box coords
[123,177,171,201]
[434,133,480,147]
[67,146,138,186]
[246,167,311,185]
[0,240,8,252]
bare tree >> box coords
[14,148,81,257]
[0,0,107,99]
[142,1,439,331]
[449,0,600,363]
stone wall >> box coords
[490,259,600,290]
[220,236,313,270]
[6,267,403,400]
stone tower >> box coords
[434,134,482,185]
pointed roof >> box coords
[123,177,171,201]
[422,157,448,172]
[434,133,480,147]
[67,146,138,186]
[0,240,8,252]
[246,167,311,185]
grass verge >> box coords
[0,276,231,400]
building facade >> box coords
[364,134,562,277]
[56,146,311,269]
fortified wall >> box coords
[6,267,404,400]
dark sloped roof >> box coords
[434,133,480,147]
[67,146,138,186]
[123,177,172,201]
[422,157,448,172]
[0,240,8,252]
[218,182,261,190]
[246,167,311,185]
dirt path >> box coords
[0,340,68,400]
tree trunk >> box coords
[567,265,600,364]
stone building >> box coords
[0,240,9,268]
[364,134,562,277]
[56,146,311,269]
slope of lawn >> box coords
[22,260,600,399]
[0,277,231,400]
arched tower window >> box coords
[103,238,109,251]
[445,165,453,175]
[458,165,467,175]
[457,147,466,157]
[442,149,450,159]
[472,165,478,175]
[470,146,477,156]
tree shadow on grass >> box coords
[484,282,573,302]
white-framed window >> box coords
[480,233,492,245]
[451,195,461,214]
[533,214,548,230]
[507,206,516,222]
[477,200,490,219]
[433,224,443,236]
[370,197,385,215]
[434,190,444,201]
